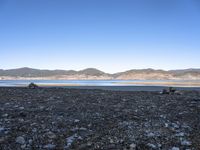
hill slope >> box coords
[0,67,200,80]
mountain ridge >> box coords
[1,67,200,80]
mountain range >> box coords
[0,67,200,80]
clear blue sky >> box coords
[0,0,200,73]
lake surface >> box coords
[0,80,200,87]
[0,80,150,86]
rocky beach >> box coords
[0,87,200,150]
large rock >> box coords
[28,83,38,89]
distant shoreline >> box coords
[115,81,200,87]
[1,86,200,91]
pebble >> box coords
[79,127,87,131]
[21,144,26,149]
[74,119,80,123]
[147,143,156,149]
[175,132,185,137]
[66,134,78,148]
[130,143,136,149]
[2,114,8,117]
[0,127,5,133]
[16,136,26,144]
[0,137,5,143]
[171,147,180,150]
[32,128,37,133]
[28,139,33,145]
[39,106,45,110]
[181,140,191,146]
[147,132,155,137]
[43,144,56,149]
[46,131,56,139]
[19,107,25,110]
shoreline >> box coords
[1,80,200,89]
[1,85,200,91]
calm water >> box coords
[0,80,197,87]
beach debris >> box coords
[28,82,39,89]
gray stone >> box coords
[16,136,25,144]
[171,147,180,150]
[130,143,136,149]
[181,140,191,146]
[43,144,56,149]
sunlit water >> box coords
[0,80,198,87]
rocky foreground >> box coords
[0,87,200,150]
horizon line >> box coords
[1,67,200,74]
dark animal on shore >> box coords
[28,83,39,89]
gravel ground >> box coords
[0,87,200,150]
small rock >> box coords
[79,127,87,131]
[19,112,26,118]
[181,140,191,146]
[21,144,26,149]
[74,119,80,123]
[0,137,5,143]
[28,82,39,89]
[0,127,5,133]
[66,134,78,148]
[32,128,37,133]
[147,132,155,137]
[28,139,33,145]
[165,123,169,127]
[16,136,25,144]
[147,143,156,149]
[171,123,179,129]
[171,147,180,150]
[39,106,45,110]
[46,131,56,139]
[18,118,24,122]
[19,107,24,110]
[2,114,8,117]
[14,105,19,108]
[175,132,185,137]
[109,138,114,143]
[43,144,56,149]
[130,143,136,149]
[87,142,92,146]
